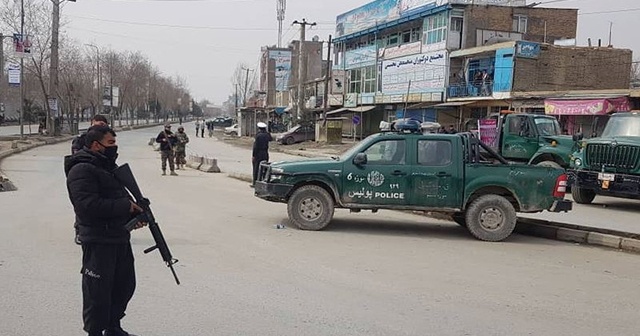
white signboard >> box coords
[382,41,422,60]
[7,63,20,86]
[381,51,447,95]
[344,45,377,70]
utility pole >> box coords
[49,0,61,135]
[292,18,316,122]
[322,35,332,124]
[242,66,253,107]
[608,21,613,47]
[235,83,239,111]
[19,0,25,138]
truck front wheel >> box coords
[287,185,335,231]
[571,186,596,204]
[465,195,517,242]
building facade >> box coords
[330,0,581,136]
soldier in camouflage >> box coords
[175,125,190,170]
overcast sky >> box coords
[63,0,640,105]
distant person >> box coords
[251,122,272,187]
[447,125,457,134]
[195,120,201,137]
[175,125,190,170]
[200,119,206,138]
[155,123,178,176]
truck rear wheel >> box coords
[287,185,335,231]
[571,186,596,204]
[465,195,517,242]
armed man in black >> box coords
[71,114,109,154]
[65,125,146,336]
[71,114,109,245]
[251,122,272,187]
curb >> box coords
[514,217,640,254]
[227,172,252,183]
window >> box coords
[402,30,411,43]
[364,140,406,165]
[363,65,376,93]
[348,68,362,94]
[507,116,528,135]
[418,140,452,166]
[348,66,376,94]
[513,15,527,33]
[387,33,399,46]
[424,13,447,45]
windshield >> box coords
[336,134,380,160]
[601,115,640,137]
[534,117,562,136]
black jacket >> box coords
[156,130,177,151]
[64,149,134,244]
[71,133,87,154]
[253,131,272,158]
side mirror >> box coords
[573,133,584,141]
[353,153,368,166]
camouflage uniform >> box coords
[175,131,190,169]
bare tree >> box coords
[232,63,257,107]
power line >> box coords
[579,8,640,15]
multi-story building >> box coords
[330,0,587,136]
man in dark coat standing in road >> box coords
[71,114,109,154]
[65,125,146,336]
[251,122,272,187]
[71,114,109,245]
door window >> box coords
[364,140,406,165]
[418,140,452,166]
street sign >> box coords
[352,115,361,125]
[7,64,20,86]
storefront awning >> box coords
[433,101,476,108]
[544,97,630,115]
[406,102,437,110]
[326,106,376,116]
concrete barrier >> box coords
[198,157,221,173]
[187,155,203,170]
[148,137,155,146]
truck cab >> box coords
[254,119,572,242]
[482,112,579,168]
[569,112,640,204]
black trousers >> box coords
[252,153,269,184]
[81,243,136,333]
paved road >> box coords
[1,127,640,335]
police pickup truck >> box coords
[254,119,572,242]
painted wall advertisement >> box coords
[381,51,447,95]
[343,45,377,70]
[336,0,447,38]
[381,41,422,60]
[544,97,630,115]
[478,119,499,148]
[331,70,346,94]
[269,50,292,92]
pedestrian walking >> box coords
[251,122,272,187]
[175,125,189,170]
[195,120,201,137]
[64,125,147,336]
[200,119,206,138]
[156,123,178,176]
[207,120,214,137]
[70,114,110,245]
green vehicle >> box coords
[569,112,640,204]
[254,120,572,242]
[482,112,580,168]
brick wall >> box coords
[463,5,578,48]
[512,45,632,92]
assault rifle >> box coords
[114,163,180,285]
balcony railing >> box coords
[447,81,511,99]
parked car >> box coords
[254,119,572,242]
[276,125,315,145]
[224,124,239,136]
[212,117,234,128]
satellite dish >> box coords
[312,35,320,42]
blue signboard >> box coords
[515,41,540,59]
[352,115,361,125]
